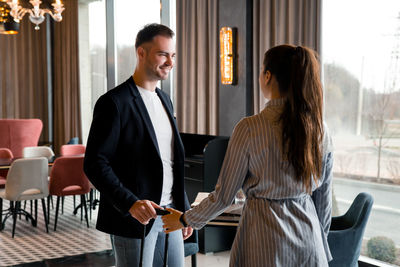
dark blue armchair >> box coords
[67,137,79,144]
[184,229,199,267]
[328,192,374,267]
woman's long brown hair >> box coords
[263,45,324,192]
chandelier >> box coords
[0,1,19,34]
[6,0,64,30]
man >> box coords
[84,23,192,267]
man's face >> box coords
[140,35,175,81]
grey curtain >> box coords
[175,0,219,135]
[0,17,49,143]
[0,0,82,153]
[253,0,322,113]
[53,0,81,154]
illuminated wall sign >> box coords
[220,27,236,85]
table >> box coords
[0,158,13,170]
[207,203,242,227]
[192,193,243,253]
[0,157,56,171]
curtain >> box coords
[253,0,322,113]
[175,0,219,135]
[53,0,81,154]
[0,18,49,143]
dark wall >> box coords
[218,0,253,136]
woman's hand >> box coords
[162,207,184,233]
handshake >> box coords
[129,200,191,237]
[155,208,171,215]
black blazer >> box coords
[84,77,189,238]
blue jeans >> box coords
[111,214,184,267]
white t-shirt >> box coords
[137,86,174,206]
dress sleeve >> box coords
[312,130,334,236]
[185,118,250,229]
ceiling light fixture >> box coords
[0,1,19,34]
[7,0,64,30]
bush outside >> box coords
[367,236,397,263]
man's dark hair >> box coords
[135,23,174,49]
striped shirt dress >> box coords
[185,98,334,267]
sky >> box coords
[322,0,400,92]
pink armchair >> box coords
[48,156,90,231]
[60,144,86,156]
[0,148,13,188]
[0,119,43,158]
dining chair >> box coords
[60,144,86,156]
[22,146,55,213]
[60,144,87,214]
[328,192,374,267]
[0,157,49,237]
[67,137,79,145]
[0,148,13,189]
[0,148,13,159]
[48,156,90,231]
[184,229,199,267]
[60,144,98,220]
[0,119,43,158]
[23,146,55,160]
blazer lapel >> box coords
[128,78,161,157]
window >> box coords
[79,1,169,144]
[114,0,161,85]
[78,0,107,145]
[323,0,400,264]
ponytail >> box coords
[263,45,324,192]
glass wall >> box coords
[78,0,164,144]
[78,0,107,145]
[323,0,400,265]
[114,0,161,85]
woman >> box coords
[162,45,333,267]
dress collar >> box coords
[265,97,286,108]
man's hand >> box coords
[182,226,193,240]
[129,200,161,225]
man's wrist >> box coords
[179,213,188,227]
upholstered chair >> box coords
[0,157,49,237]
[184,229,199,267]
[22,146,55,213]
[48,156,90,231]
[0,119,42,157]
[60,144,88,214]
[328,192,374,267]
[60,144,86,156]
[0,148,14,189]
[67,137,79,144]
[23,146,55,160]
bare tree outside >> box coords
[365,13,400,181]
[365,90,399,181]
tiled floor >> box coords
[10,250,115,267]
[6,249,230,267]
[0,197,112,266]
[0,196,231,267]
